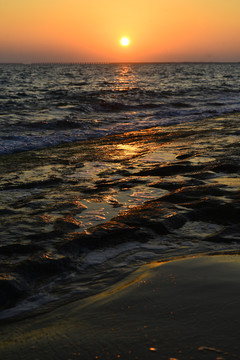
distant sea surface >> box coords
[0,63,240,155]
[0,63,239,320]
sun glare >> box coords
[121,37,130,46]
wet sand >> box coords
[0,254,240,360]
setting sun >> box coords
[120,37,130,46]
[1,0,240,62]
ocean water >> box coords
[0,63,240,155]
[0,63,240,320]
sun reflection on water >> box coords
[116,144,140,157]
[114,65,137,92]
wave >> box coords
[1,63,240,155]
[1,107,240,155]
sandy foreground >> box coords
[0,254,240,360]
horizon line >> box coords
[0,61,240,65]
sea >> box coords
[1,63,240,155]
[0,63,240,320]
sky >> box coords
[1,0,240,63]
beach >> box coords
[0,112,240,359]
[0,254,240,360]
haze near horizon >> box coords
[1,0,240,63]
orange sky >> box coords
[1,0,240,62]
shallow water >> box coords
[0,63,240,320]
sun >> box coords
[120,37,130,46]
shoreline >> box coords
[1,64,240,359]
[0,254,240,360]
[0,112,239,323]
[1,110,240,158]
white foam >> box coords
[0,293,56,320]
[83,242,140,266]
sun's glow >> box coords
[1,1,240,62]
[121,37,130,46]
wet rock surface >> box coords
[0,114,239,317]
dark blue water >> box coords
[0,63,240,154]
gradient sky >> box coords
[1,0,240,62]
